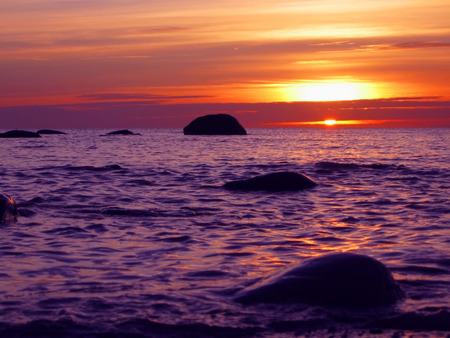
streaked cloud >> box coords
[78,93,213,101]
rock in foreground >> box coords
[0,130,41,138]
[235,253,404,307]
[183,114,247,135]
[0,193,19,222]
[224,172,317,191]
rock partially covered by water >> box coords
[0,193,19,222]
[102,129,141,136]
[0,130,41,138]
[183,114,247,135]
[37,129,66,135]
[224,172,317,192]
[235,253,404,307]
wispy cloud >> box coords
[78,93,212,101]
[363,41,450,50]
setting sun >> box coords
[324,119,337,126]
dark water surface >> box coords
[0,128,449,337]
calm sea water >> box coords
[0,128,449,337]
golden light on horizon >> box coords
[283,81,379,102]
[324,119,337,126]
[265,119,388,127]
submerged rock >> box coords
[37,129,66,135]
[0,130,41,138]
[0,193,19,222]
[224,172,317,192]
[235,253,404,307]
[183,114,247,135]
[102,129,141,136]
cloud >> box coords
[77,93,213,101]
[392,41,450,49]
[363,41,450,50]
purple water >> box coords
[0,128,449,337]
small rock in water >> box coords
[224,172,317,192]
[183,114,247,135]
[235,253,404,307]
[0,193,19,222]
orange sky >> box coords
[0,0,449,128]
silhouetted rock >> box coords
[235,253,404,307]
[0,130,41,138]
[102,129,141,136]
[37,129,66,135]
[0,193,19,222]
[183,114,247,135]
[224,172,317,191]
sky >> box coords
[0,0,449,128]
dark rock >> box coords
[224,172,317,192]
[183,114,247,135]
[0,130,41,138]
[235,253,404,307]
[102,129,141,136]
[36,129,66,135]
[0,193,19,222]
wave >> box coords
[126,179,155,186]
[36,164,124,172]
[1,309,449,337]
[313,162,447,181]
[367,309,450,331]
[391,265,449,276]
[0,318,261,338]
[62,164,124,172]
[100,207,203,218]
[315,161,407,171]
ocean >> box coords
[0,128,449,337]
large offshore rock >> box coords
[183,114,247,135]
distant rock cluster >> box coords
[2,113,247,137]
[0,129,67,138]
[0,129,145,137]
